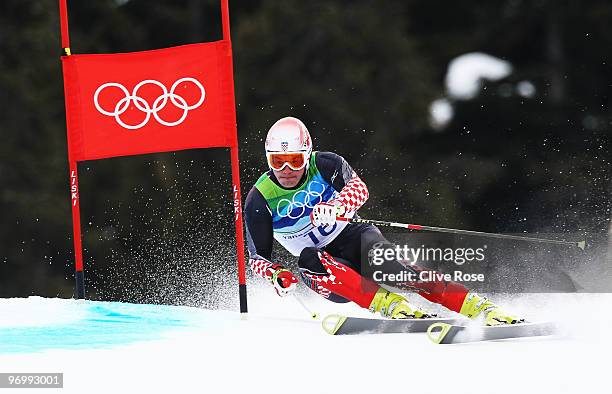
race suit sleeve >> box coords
[315,151,369,213]
[244,185,287,282]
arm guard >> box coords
[330,173,369,213]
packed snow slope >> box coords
[0,292,609,394]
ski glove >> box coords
[272,268,299,297]
[310,202,346,227]
[249,258,298,296]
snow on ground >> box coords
[0,292,609,394]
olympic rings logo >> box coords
[277,181,326,219]
[93,77,205,130]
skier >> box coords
[244,117,522,325]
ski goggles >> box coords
[267,152,308,171]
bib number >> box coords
[304,223,337,245]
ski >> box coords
[426,321,557,344]
[321,314,464,335]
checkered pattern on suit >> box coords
[331,175,369,212]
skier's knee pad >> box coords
[297,247,350,304]
[297,247,326,273]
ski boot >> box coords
[460,292,525,326]
[369,288,433,319]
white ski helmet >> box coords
[265,117,313,171]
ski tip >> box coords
[577,240,586,250]
[427,322,453,344]
[322,314,347,335]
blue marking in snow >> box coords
[0,300,221,354]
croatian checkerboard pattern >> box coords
[331,175,369,212]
